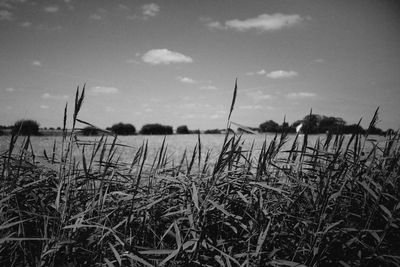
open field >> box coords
[1,88,399,266]
[0,133,387,165]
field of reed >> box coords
[1,84,399,266]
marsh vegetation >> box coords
[0,84,399,266]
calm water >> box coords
[0,134,386,165]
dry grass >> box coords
[1,84,399,266]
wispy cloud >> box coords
[40,105,49,109]
[239,105,263,110]
[44,6,59,13]
[0,9,13,20]
[247,90,273,100]
[89,13,103,20]
[32,60,42,66]
[0,0,26,9]
[142,3,160,18]
[267,70,298,79]
[142,49,193,65]
[207,13,304,32]
[287,92,316,98]
[20,21,32,27]
[89,8,107,21]
[90,86,119,94]
[177,76,196,84]
[5,87,15,92]
[42,93,68,100]
[210,110,226,120]
[35,24,62,32]
[200,85,218,90]
[246,69,266,76]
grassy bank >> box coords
[1,85,399,266]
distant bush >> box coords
[204,129,221,134]
[0,129,3,136]
[140,124,173,135]
[12,119,40,135]
[110,123,136,135]
[81,126,99,136]
[259,120,279,133]
[176,125,189,134]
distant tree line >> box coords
[259,114,387,135]
[2,115,391,137]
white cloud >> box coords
[42,93,68,100]
[32,60,42,66]
[246,69,266,76]
[0,9,13,20]
[267,70,298,79]
[142,3,160,17]
[44,6,59,13]
[90,86,119,94]
[206,21,225,30]
[177,76,196,84]
[247,90,273,100]
[5,87,15,92]
[287,92,316,98]
[40,105,49,109]
[207,13,303,32]
[313,58,324,63]
[142,49,193,65]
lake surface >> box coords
[0,133,386,165]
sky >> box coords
[0,0,399,131]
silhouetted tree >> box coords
[319,116,346,133]
[110,123,136,135]
[259,120,279,133]
[12,119,40,135]
[302,114,322,134]
[140,124,173,135]
[176,125,190,134]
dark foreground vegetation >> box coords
[0,84,399,266]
